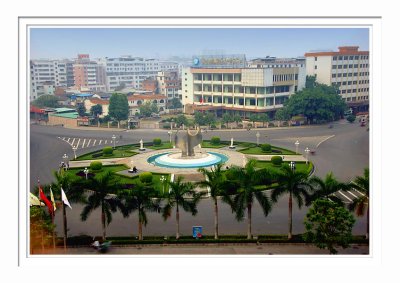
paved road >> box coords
[28,121,369,238]
[32,243,369,255]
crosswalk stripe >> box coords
[76,139,81,148]
[99,140,102,145]
[93,140,97,146]
[82,139,86,148]
[352,188,366,197]
[105,140,108,144]
[62,137,66,140]
[71,138,76,147]
[87,139,92,147]
[338,191,353,202]
[347,190,359,199]
[67,138,70,143]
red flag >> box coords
[39,186,54,215]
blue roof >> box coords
[74,93,93,97]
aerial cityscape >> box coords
[28,27,370,255]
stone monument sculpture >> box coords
[174,129,202,157]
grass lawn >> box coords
[75,147,139,161]
[68,165,170,195]
[147,142,173,150]
[201,141,227,148]
[239,146,297,155]
[255,161,312,173]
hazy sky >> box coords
[30,28,369,60]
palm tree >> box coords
[308,172,349,205]
[162,176,202,239]
[118,182,160,240]
[271,164,313,240]
[197,163,231,239]
[228,159,273,239]
[52,170,85,248]
[348,168,369,239]
[79,171,124,241]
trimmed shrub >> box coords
[210,124,217,129]
[347,115,356,123]
[210,136,221,145]
[268,122,275,127]
[271,156,283,166]
[261,143,272,152]
[102,146,113,156]
[139,172,153,183]
[221,124,226,129]
[237,123,243,128]
[153,138,162,146]
[90,161,103,171]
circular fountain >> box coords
[146,128,228,169]
[147,151,228,168]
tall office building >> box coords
[182,54,306,117]
[305,46,369,111]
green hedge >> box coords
[139,172,153,183]
[271,156,283,166]
[153,138,162,146]
[210,136,220,145]
[102,146,113,156]
[90,161,103,171]
[261,143,272,152]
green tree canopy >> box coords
[283,84,346,123]
[305,75,317,89]
[169,97,182,109]
[32,95,60,108]
[90,104,103,117]
[175,114,189,127]
[139,101,158,117]
[108,93,129,122]
[194,111,205,126]
[76,103,87,117]
[303,199,356,254]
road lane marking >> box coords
[99,140,102,145]
[93,140,97,146]
[67,138,70,143]
[82,139,86,148]
[316,135,335,148]
[347,191,359,199]
[352,188,366,197]
[87,139,92,147]
[71,138,76,146]
[76,139,81,148]
[62,137,66,140]
[105,140,108,144]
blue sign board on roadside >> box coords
[192,226,203,238]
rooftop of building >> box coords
[128,94,167,101]
[304,46,369,57]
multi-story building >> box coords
[72,54,107,92]
[105,56,179,91]
[127,94,167,116]
[30,59,70,100]
[157,71,182,105]
[182,54,306,118]
[305,46,369,111]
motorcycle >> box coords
[91,240,112,253]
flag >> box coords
[61,188,72,209]
[39,186,54,215]
[30,192,43,207]
[50,187,57,212]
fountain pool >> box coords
[147,151,228,168]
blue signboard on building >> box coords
[192,226,203,238]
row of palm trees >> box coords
[40,161,369,243]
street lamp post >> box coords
[168,131,172,144]
[295,140,299,154]
[72,146,77,160]
[62,153,68,172]
[289,161,296,172]
[305,147,310,164]
[256,132,260,145]
[83,167,89,180]
[160,176,166,195]
[112,135,116,149]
